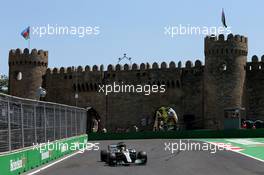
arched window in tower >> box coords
[219,63,227,71]
[166,81,170,88]
[90,83,94,91]
[77,84,81,92]
[82,84,85,92]
[176,80,180,88]
[16,72,22,80]
[86,83,89,91]
[94,84,98,91]
[171,81,175,88]
[73,84,76,91]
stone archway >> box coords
[86,107,101,133]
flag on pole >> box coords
[221,8,227,28]
[21,26,30,40]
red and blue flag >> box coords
[21,26,30,40]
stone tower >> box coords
[204,34,248,129]
[8,48,48,99]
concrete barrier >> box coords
[88,129,264,141]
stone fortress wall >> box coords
[44,59,204,130]
[7,34,264,131]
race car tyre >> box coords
[254,120,264,129]
[137,151,147,164]
[108,153,117,166]
[100,150,108,162]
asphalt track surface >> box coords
[29,139,264,175]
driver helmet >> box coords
[117,142,126,151]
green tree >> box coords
[0,74,8,94]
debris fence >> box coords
[0,93,87,152]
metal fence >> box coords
[0,93,87,152]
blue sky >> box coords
[0,0,264,75]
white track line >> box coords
[26,151,82,175]
[234,151,264,163]
[204,141,264,163]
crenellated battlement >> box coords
[9,48,48,67]
[44,59,204,94]
[205,34,247,44]
[205,34,248,57]
[246,55,264,71]
[46,60,204,75]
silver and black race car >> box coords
[100,142,147,166]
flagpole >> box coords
[28,26,31,50]
[28,38,30,50]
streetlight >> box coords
[73,66,79,107]
[36,86,47,100]
[118,53,132,64]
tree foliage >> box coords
[0,74,8,93]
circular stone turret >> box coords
[8,48,48,99]
[204,34,248,129]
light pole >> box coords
[74,66,79,107]
[118,53,132,64]
[36,86,47,101]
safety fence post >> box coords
[21,103,24,148]
[7,98,11,151]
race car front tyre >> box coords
[108,153,117,166]
[137,151,147,164]
[100,150,108,162]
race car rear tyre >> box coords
[100,150,108,162]
[108,153,117,166]
[137,151,147,164]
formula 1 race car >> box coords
[100,142,147,166]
